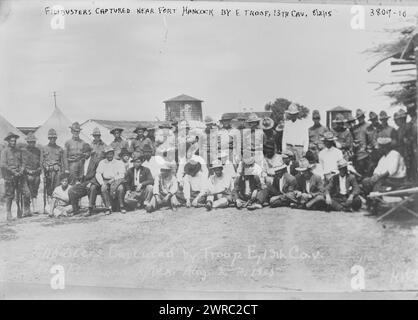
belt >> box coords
[286,143,303,148]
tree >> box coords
[265,98,310,124]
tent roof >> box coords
[0,113,25,142]
[163,94,203,103]
[34,107,91,146]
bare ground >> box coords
[0,204,418,299]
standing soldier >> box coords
[90,127,106,162]
[0,132,24,221]
[41,128,65,212]
[130,125,154,155]
[244,113,264,165]
[332,114,353,161]
[377,111,397,148]
[64,122,88,184]
[352,109,370,177]
[308,110,328,162]
[109,127,129,160]
[366,111,381,174]
[22,132,42,214]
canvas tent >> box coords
[34,107,91,146]
[0,113,25,143]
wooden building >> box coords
[164,94,203,122]
[326,106,352,129]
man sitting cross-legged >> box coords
[233,157,264,210]
[325,159,362,212]
[256,160,298,208]
[294,158,326,210]
[147,162,180,212]
[124,152,154,212]
[205,160,235,211]
[68,144,101,217]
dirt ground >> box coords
[0,204,418,299]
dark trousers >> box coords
[257,187,295,207]
[68,182,100,211]
[101,182,125,210]
[68,161,84,185]
[25,174,40,198]
[329,194,362,212]
[354,156,370,177]
[45,169,61,197]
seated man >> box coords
[148,162,180,212]
[325,159,362,212]
[206,160,235,211]
[261,144,283,185]
[256,160,297,208]
[180,157,209,208]
[124,152,154,211]
[95,146,126,214]
[294,158,326,210]
[362,137,407,195]
[281,150,298,176]
[49,173,72,218]
[318,131,344,181]
[68,144,101,216]
[233,157,264,210]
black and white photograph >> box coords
[1,0,418,303]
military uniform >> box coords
[91,139,106,161]
[352,110,370,176]
[42,141,65,197]
[0,133,25,219]
[22,134,42,213]
[64,137,88,184]
[308,125,328,161]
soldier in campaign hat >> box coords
[377,111,397,148]
[352,109,371,176]
[332,114,353,161]
[90,127,106,162]
[64,122,89,184]
[109,127,129,160]
[308,110,328,162]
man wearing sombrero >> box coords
[0,132,24,221]
[64,122,89,184]
[308,110,328,162]
[331,114,353,161]
[318,131,344,181]
[294,158,326,210]
[282,103,309,163]
[109,127,129,160]
[325,159,362,212]
[206,160,235,211]
[256,158,297,209]
[180,156,210,208]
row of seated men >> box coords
[48,133,404,216]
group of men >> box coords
[0,102,416,220]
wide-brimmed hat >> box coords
[345,114,356,123]
[368,111,378,121]
[110,127,124,134]
[243,157,255,166]
[394,109,407,120]
[133,125,147,134]
[220,114,233,122]
[295,158,315,171]
[92,127,101,136]
[246,113,261,123]
[204,116,215,125]
[158,123,173,129]
[119,148,131,158]
[377,137,392,146]
[104,146,115,154]
[355,109,365,119]
[260,117,275,130]
[184,160,202,176]
[210,160,224,170]
[4,132,19,141]
[337,159,348,169]
[312,110,321,119]
[237,113,247,121]
[275,121,284,132]
[281,150,294,159]
[285,103,299,115]
[379,111,390,120]
[273,160,287,172]
[48,128,57,138]
[25,132,37,142]
[321,131,337,141]
[332,114,345,124]
[69,122,82,132]
[140,144,153,155]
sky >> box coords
[0,0,416,127]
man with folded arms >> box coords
[256,160,297,209]
[206,160,235,211]
[325,159,362,212]
[148,162,180,212]
[294,158,326,210]
[124,151,154,212]
[95,146,126,214]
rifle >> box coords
[43,172,48,214]
[15,175,22,218]
[369,187,418,199]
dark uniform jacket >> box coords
[64,137,88,169]
[269,172,297,195]
[233,175,262,200]
[41,143,65,171]
[79,157,101,186]
[125,166,154,192]
[22,146,41,175]
[0,146,23,180]
[295,173,324,197]
[326,173,360,197]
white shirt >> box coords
[339,175,347,195]
[373,150,406,178]
[209,172,234,194]
[306,181,311,193]
[282,118,309,152]
[318,147,344,176]
[95,158,126,185]
[83,157,91,176]
[279,176,284,193]
[134,168,142,187]
[183,171,209,200]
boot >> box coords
[23,199,32,217]
[6,199,13,221]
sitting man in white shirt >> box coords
[325,159,362,212]
[95,146,126,214]
[318,131,344,181]
[362,137,407,197]
[206,160,235,211]
[148,162,180,212]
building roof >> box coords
[85,119,171,132]
[163,94,203,103]
[327,106,351,112]
[221,111,272,120]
